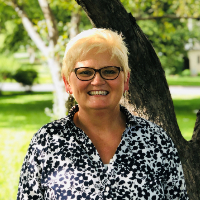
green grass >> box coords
[0,91,199,199]
[166,75,200,86]
[0,92,53,200]
[172,95,200,140]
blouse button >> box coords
[105,186,110,192]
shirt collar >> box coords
[119,105,138,127]
[67,104,138,127]
[65,104,137,166]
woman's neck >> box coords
[73,105,125,137]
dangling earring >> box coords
[68,91,73,101]
[66,91,76,111]
[123,90,128,107]
[124,90,127,99]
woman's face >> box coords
[64,50,129,112]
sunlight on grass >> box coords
[0,128,33,199]
[0,92,53,200]
[166,75,200,86]
[0,93,53,103]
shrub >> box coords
[12,68,38,86]
[180,69,191,77]
[159,53,184,75]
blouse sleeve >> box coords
[162,133,189,200]
[17,129,46,200]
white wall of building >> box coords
[187,43,200,76]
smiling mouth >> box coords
[88,91,109,96]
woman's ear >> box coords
[124,72,130,92]
[62,75,72,94]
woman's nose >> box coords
[91,72,105,85]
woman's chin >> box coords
[81,101,119,111]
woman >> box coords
[17,28,188,199]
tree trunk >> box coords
[10,0,67,118]
[75,0,200,199]
[47,57,67,118]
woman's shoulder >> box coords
[38,116,68,131]
[42,116,71,130]
[122,106,166,134]
[126,112,174,147]
[32,116,73,144]
[30,106,78,148]
[133,115,164,131]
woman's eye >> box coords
[103,70,117,75]
[78,70,93,76]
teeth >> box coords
[89,91,108,96]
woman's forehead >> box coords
[75,52,120,68]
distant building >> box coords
[186,19,200,76]
[187,42,200,76]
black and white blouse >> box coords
[17,105,188,200]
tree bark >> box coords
[75,0,200,199]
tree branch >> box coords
[38,0,59,45]
[69,9,81,39]
[10,0,48,57]
[135,15,200,21]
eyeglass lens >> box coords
[75,66,120,81]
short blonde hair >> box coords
[62,28,130,81]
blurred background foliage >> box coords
[0,0,200,199]
[0,0,200,75]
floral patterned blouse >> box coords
[17,105,188,200]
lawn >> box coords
[172,95,200,140]
[166,75,200,86]
[0,91,199,199]
[0,92,53,200]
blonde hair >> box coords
[62,28,130,81]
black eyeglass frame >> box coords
[72,66,123,81]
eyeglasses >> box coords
[72,66,123,81]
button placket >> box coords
[102,164,116,199]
